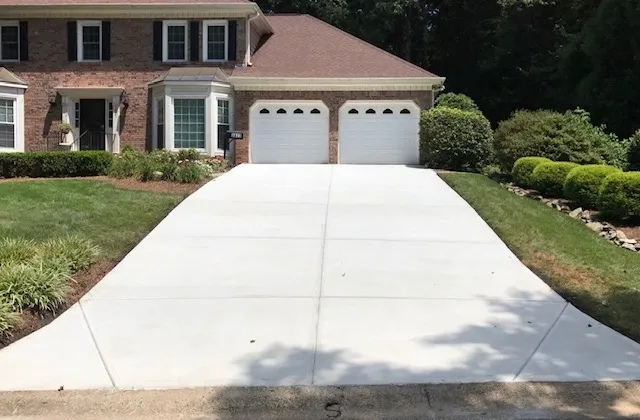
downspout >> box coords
[245,13,260,67]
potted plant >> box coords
[58,122,73,134]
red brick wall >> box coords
[234,90,434,164]
[7,18,245,152]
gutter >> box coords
[245,13,261,67]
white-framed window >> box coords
[173,98,205,150]
[203,20,228,62]
[0,98,16,149]
[0,21,19,62]
[74,102,80,128]
[217,98,230,150]
[163,20,188,62]
[107,101,113,128]
[77,20,101,62]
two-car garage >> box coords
[249,100,420,165]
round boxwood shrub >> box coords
[494,109,605,171]
[563,165,621,209]
[598,172,640,219]
[434,93,481,114]
[531,162,581,197]
[420,107,494,171]
[512,157,551,188]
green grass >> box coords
[440,172,640,342]
[0,180,183,259]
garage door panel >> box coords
[339,102,420,165]
[251,103,329,164]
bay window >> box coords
[0,98,15,148]
[173,98,205,150]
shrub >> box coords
[598,172,640,219]
[511,157,552,188]
[420,107,494,171]
[0,300,19,338]
[0,151,113,178]
[37,236,100,273]
[149,150,179,181]
[434,93,481,114]
[203,156,230,173]
[494,109,611,171]
[175,162,207,184]
[629,131,640,171]
[0,258,70,312]
[564,165,622,209]
[531,161,581,196]
[121,144,136,154]
[177,149,201,162]
[0,238,37,266]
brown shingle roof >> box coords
[0,0,248,4]
[233,14,438,79]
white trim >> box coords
[202,19,228,63]
[77,20,102,62]
[162,20,188,63]
[0,20,20,62]
[231,76,446,91]
[0,88,24,152]
[338,100,421,114]
[169,94,208,153]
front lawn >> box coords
[0,179,184,344]
[440,172,640,342]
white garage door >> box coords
[339,101,420,165]
[250,102,329,164]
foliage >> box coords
[563,165,621,209]
[203,156,231,173]
[37,236,101,273]
[175,161,209,184]
[0,300,19,338]
[57,122,73,134]
[531,161,581,196]
[598,172,640,219]
[0,238,37,266]
[177,149,201,162]
[0,257,70,312]
[493,109,618,171]
[0,151,113,178]
[419,107,494,171]
[511,157,551,188]
[109,151,141,179]
[121,144,136,154]
[629,131,640,171]
[435,93,481,114]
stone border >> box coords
[503,183,640,253]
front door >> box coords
[79,99,106,150]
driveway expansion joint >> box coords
[78,301,116,388]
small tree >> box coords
[629,130,640,171]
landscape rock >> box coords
[587,222,604,233]
[622,243,638,252]
[569,208,583,219]
[152,171,163,181]
[616,231,628,241]
[621,238,638,245]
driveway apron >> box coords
[0,165,639,390]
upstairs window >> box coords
[0,22,19,61]
[203,20,228,62]
[77,21,101,61]
[163,20,188,62]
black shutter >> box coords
[67,21,77,61]
[228,20,237,61]
[19,21,28,61]
[189,21,199,62]
[153,21,162,61]
[101,21,111,60]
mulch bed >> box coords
[0,174,223,350]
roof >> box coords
[233,14,438,79]
[0,67,27,87]
[149,67,230,85]
[0,0,249,4]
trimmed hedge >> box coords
[564,165,621,209]
[531,162,581,197]
[420,107,494,171]
[598,172,640,219]
[512,157,551,188]
[434,93,481,114]
[0,151,113,178]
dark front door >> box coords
[79,99,106,150]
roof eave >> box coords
[230,76,446,91]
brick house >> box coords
[0,0,445,165]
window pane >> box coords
[217,100,229,124]
[207,25,226,60]
[1,26,19,60]
[82,25,101,60]
[0,124,14,148]
[0,99,14,124]
[174,99,205,149]
[167,25,186,60]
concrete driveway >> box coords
[1,165,639,390]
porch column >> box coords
[60,96,74,146]
[112,95,121,153]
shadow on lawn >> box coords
[205,292,640,419]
